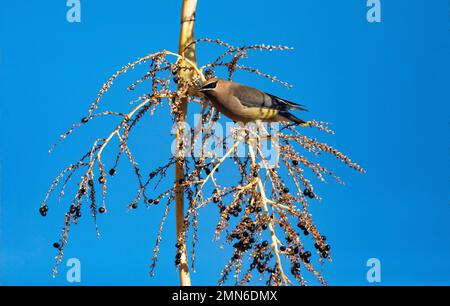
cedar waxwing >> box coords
[199,78,308,126]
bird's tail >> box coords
[266,93,308,112]
[279,111,309,127]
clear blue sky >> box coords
[0,1,449,285]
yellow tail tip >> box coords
[300,121,310,127]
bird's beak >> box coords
[199,81,218,92]
[198,86,212,92]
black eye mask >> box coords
[201,81,217,90]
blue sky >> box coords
[0,1,449,285]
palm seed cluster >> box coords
[40,38,364,285]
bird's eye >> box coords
[202,81,217,90]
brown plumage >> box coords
[199,78,308,125]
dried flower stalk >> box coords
[40,3,364,286]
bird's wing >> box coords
[232,84,307,111]
[230,85,267,108]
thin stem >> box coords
[247,134,289,286]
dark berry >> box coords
[98,176,106,184]
[232,211,239,217]
[256,207,262,213]
[81,117,89,123]
[262,224,268,230]
[236,205,242,212]
[109,168,116,176]
[175,243,182,248]
[173,76,180,84]
[175,253,182,259]
[148,199,154,204]
[213,197,220,203]
[282,187,290,194]
[233,254,240,260]
[249,224,257,232]
[322,252,329,259]
[304,188,315,198]
[304,257,310,264]
[242,231,249,238]
[293,247,299,254]
[325,244,331,251]
[88,179,94,187]
[250,263,256,269]
[79,187,87,195]
[70,205,76,214]
[314,243,320,249]
[153,199,159,205]
[292,160,299,166]
[131,203,138,209]
[297,222,306,230]
[204,168,211,175]
[175,258,181,265]
[178,178,184,184]
[262,240,269,248]
[53,242,61,249]
[321,235,327,241]
[253,171,258,178]
[98,207,106,214]
[303,230,309,236]
[280,245,286,252]
[39,206,48,216]
[304,251,312,257]
[76,211,82,218]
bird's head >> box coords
[199,78,220,93]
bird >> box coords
[198,77,309,126]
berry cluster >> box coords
[303,188,315,199]
[148,198,160,205]
[69,204,82,218]
[175,242,183,266]
[297,221,310,236]
[314,236,331,259]
[249,241,274,274]
[39,205,49,217]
